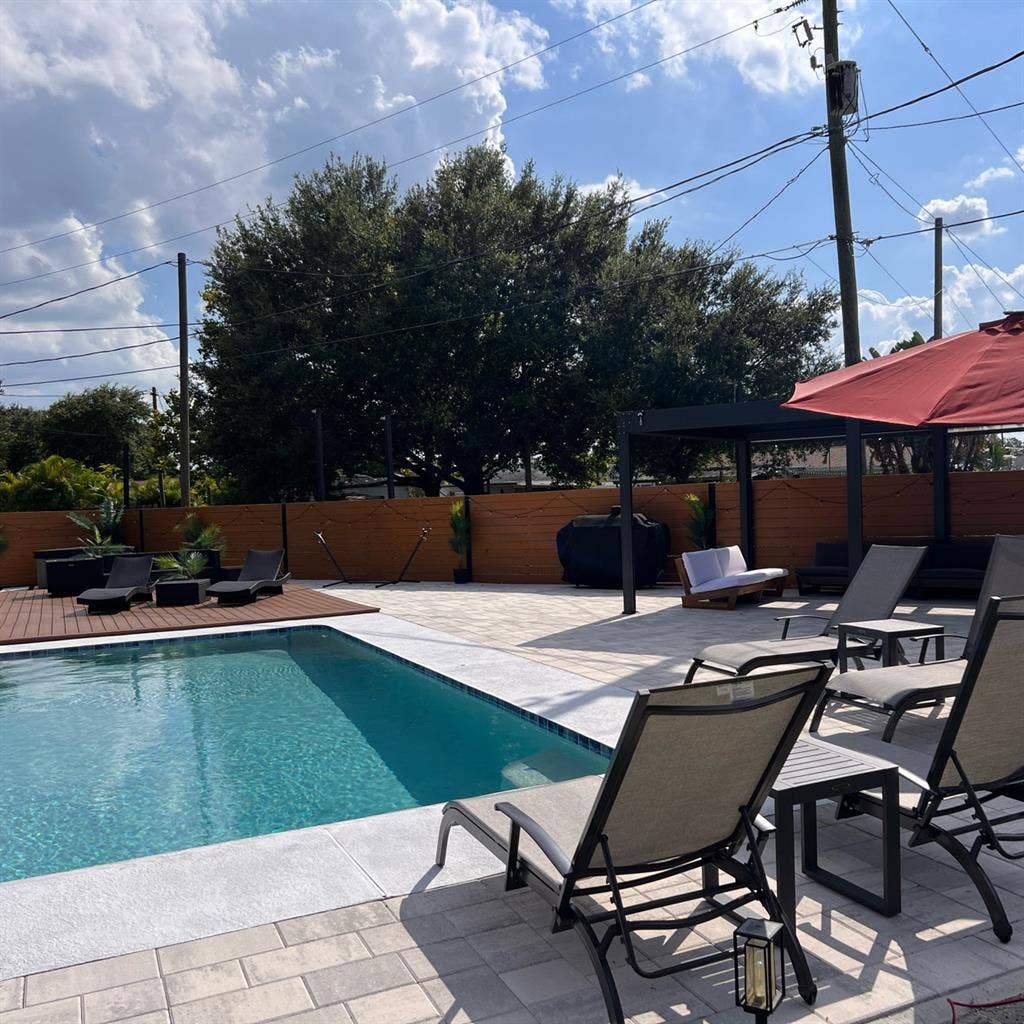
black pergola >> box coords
[616,399,953,614]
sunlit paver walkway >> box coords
[2,584,1021,1023]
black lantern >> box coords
[733,919,786,1023]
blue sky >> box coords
[1,0,1021,406]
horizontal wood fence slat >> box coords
[2,470,1022,588]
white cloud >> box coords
[857,259,1024,354]
[579,173,670,212]
[557,0,820,95]
[624,71,651,92]
[919,195,1005,239]
[963,166,1014,190]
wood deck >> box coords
[0,586,377,646]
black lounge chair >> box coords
[810,535,1024,740]
[818,594,1024,942]
[684,544,927,683]
[436,663,831,1024]
[206,549,289,605]
[76,555,154,614]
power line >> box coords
[885,1,1024,174]
[946,230,1024,302]
[0,0,804,261]
[4,28,1014,294]
[0,261,171,320]
[867,99,1024,131]
[5,365,180,387]
[860,208,1024,243]
[711,146,827,253]
[0,337,176,368]
[859,246,933,321]
[0,0,669,256]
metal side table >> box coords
[837,619,945,673]
[770,737,902,925]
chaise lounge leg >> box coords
[571,911,625,1024]
[435,812,458,867]
[684,659,702,685]
[880,705,906,743]
[807,692,830,734]
[759,885,817,1005]
[924,825,1012,942]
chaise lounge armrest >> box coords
[915,631,969,664]
[495,801,572,877]
[775,613,831,639]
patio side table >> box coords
[837,618,945,673]
[771,737,901,925]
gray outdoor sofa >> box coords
[206,549,290,604]
[436,663,831,1023]
[684,544,927,683]
[810,535,1024,740]
[817,594,1024,942]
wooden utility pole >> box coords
[822,0,864,570]
[177,252,191,508]
[383,414,396,499]
[822,0,861,368]
[933,216,943,340]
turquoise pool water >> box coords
[0,628,607,882]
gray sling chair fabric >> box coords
[821,595,1024,943]
[435,664,830,1024]
[810,535,1024,740]
[207,549,290,604]
[684,544,927,683]
[76,555,154,614]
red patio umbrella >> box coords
[783,311,1024,426]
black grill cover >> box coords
[556,506,670,589]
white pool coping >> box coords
[0,612,635,980]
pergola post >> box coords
[931,425,951,541]
[617,415,636,615]
[735,439,754,564]
[845,419,864,570]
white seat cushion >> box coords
[682,549,723,587]
[690,569,785,594]
[717,545,748,576]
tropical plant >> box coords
[154,550,208,580]
[0,455,115,511]
[682,492,714,550]
[448,499,470,568]
[67,500,129,556]
[174,512,225,552]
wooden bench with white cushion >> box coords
[677,545,786,609]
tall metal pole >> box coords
[933,216,943,340]
[383,414,396,500]
[314,409,326,501]
[822,0,864,571]
[151,386,165,507]
[176,252,191,508]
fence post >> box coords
[464,495,473,582]
[137,507,145,552]
[706,483,717,548]
[280,502,289,573]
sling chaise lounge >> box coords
[684,544,926,683]
[818,595,1024,942]
[810,535,1024,740]
[76,555,154,614]
[206,549,290,605]
[436,664,830,1024]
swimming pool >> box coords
[0,627,607,882]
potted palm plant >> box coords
[153,550,210,606]
[449,499,471,584]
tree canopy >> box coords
[191,145,839,498]
[39,385,152,470]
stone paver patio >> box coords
[2,583,1021,1023]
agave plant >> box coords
[174,512,225,553]
[682,492,715,551]
[154,550,209,580]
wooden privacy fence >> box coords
[2,470,1022,588]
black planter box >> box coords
[45,557,105,597]
[155,579,210,607]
